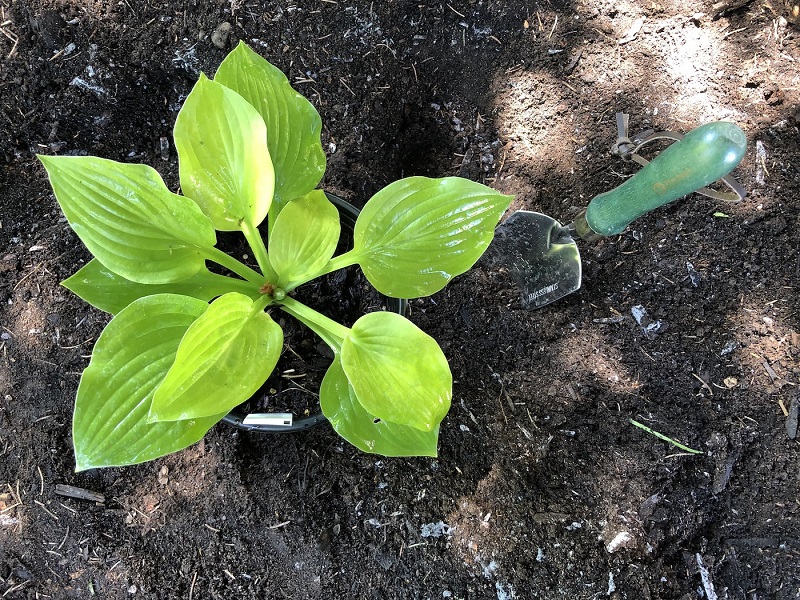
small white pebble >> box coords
[606,531,632,553]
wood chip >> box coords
[786,396,798,440]
[618,17,645,44]
[762,361,780,384]
[696,553,719,600]
[563,48,583,74]
[54,484,105,504]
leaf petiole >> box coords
[252,293,273,313]
[241,219,279,282]
[204,246,265,286]
[284,248,363,293]
[278,296,349,353]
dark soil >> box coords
[2,1,799,599]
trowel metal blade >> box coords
[489,211,582,310]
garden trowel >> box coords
[489,114,747,309]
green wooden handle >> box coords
[582,122,747,237]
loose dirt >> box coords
[1,1,798,598]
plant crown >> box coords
[40,42,513,471]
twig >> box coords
[12,261,45,291]
[692,373,714,396]
[548,15,558,39]
[55,484,105,503]
[447,4,465,17]
[0,502,20,513]
[762,360,778,383]
[34,499,59,520]
[188,572,197,600]
[339,77,355,97]
[496,382,508,424]
[723,27,747,39]
[778,398,789,417]
[3,581,30,597]
[56,526,70,551]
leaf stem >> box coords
[267,203,280,239]
[278,296,349,353]
[203,271,261,296]
[284,249,363,293]
[252,294,273,313]
[241,219,278,282]
[204,247,264,285]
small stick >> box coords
[34,499,59,520]
[188,572,197,600]
[54,484,105,504]
[496,384,508,424]
[692,373,714,396]
[723,27,747,39]
[0,502,20,513]
[339,78,355,97]
[57,526,70,551]
[778,398,789,417]
[12,261,45,291]
[548,15,558,39]
[2,581,30,597]
[447,4,465,17]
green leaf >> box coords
[62,258,261,315]
[321,356,439,457]
[149,293,283,421]
[215,41,326,217]
[73,294,224,471]
[340,312,451,432]
[39,155,217,284]
[269,190,340,289]
[174,73,275,231]
[713,211,731,218]
[353,177,513,298]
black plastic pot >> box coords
[221,193,407,433]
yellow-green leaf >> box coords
[215,42,326,219]
[341,312,452,432]
[354,177,513,298]
[73,294,224,471]
[174,74,275,231]
[321,356,439,457]
[269,190,340,289]
[149,293,283,421]
[62,258,260,315]
[39,155,216,284]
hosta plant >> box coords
[40,42,512,471]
